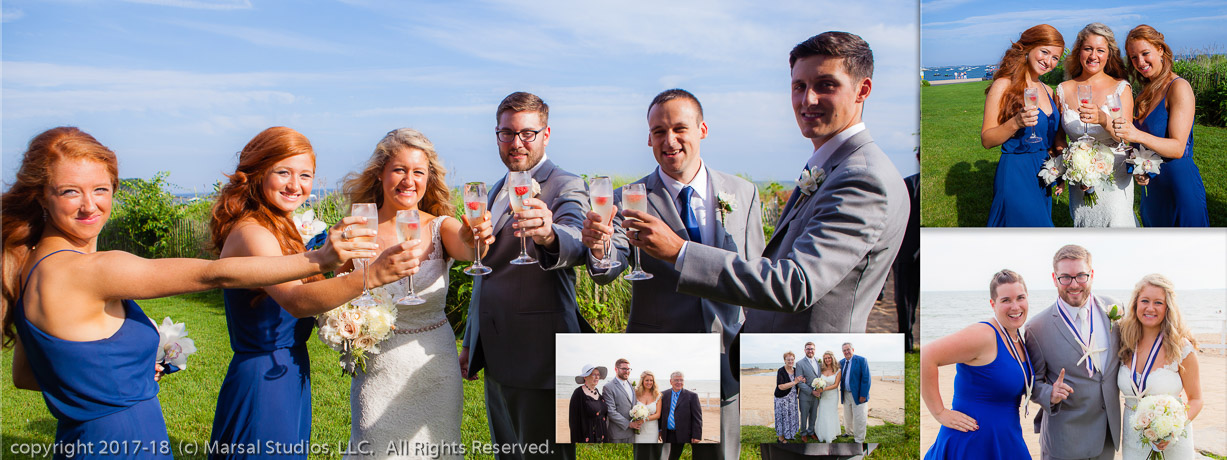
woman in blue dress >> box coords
[1112,25,1209,227]
[981,24,1065,227]
[922,269,1033,459]
[206,127,425,458]
[1,127,370,459]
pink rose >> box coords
[338,320,359,339]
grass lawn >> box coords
[921,80,1227,227]
[4,291,818,460]
[738,351,919,459]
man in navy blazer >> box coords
[839,342,871,443]
[658,371,703,460]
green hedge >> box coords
[1173,53,1227,128]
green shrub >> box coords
[921,79,931,87]
[1173,53,1227,127]
[101,171,191,258]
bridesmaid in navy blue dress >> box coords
[1114,25,1209,227]
[1,127,368,459]
[207,127,426,458]
[922,270,1033,460]
[981,24,1066,227]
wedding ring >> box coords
[343,228,351,240]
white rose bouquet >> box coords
[814,376,828,391]
[317,281,398,376]
[156,317,197,374]
[1061,140,1118,206]
[629,402,650,434]
[1130,394,1189,460]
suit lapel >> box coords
[706,169,734,250]
[645,171,687,239]
[1049,301,1089,362]
[490,175,512,234]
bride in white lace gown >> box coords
[814,352,842,442]
[1057,23,1137,227]
[632,371,662,443]
[1114,274,1204,460]
[341,129,495,459]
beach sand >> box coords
[928,78,984,86]
[738,374,906,430]
[919,336,1227,459]
[554,396,722,444]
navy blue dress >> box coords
[1136,77,1209,227]
[13,249,172,459]
[209,289,314,459]
[988,89,1058,227]
[925,323,1030,460]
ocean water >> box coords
[922,64,994,81]
[740,361,904,378]
[554,377,721,400]
[920,289,1227,344]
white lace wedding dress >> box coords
[633,397,661,443]
[349,216,461,459]
[814,371,841,442]
[1060,80,1137,227]
[1116,339,1196,460]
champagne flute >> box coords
[621,183,653,281]
[1077,84,1094,142]
[588,176,621,270]
[507,171,538,265]
[1105,93,1127,151]
[350,203,379,307]
[1023,87,1042,144]
[462,182,493,276]
[394,209,425,306]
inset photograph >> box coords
[738,333,905,454]
[554,333,721,447]
[920,229,1227,459]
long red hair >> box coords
[1126,25,1177,120]
[2,127,119,348]
[988,24,1065,125]
[209,127,323,284]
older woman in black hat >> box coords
[568,364,610,443]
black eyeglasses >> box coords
[496,128,544,143]
[1056,273,1091,285]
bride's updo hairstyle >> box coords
[636,370,661,400]
[341,128,453,218]
[1125,25,1177,121]
[987,24,1065,125]
[2,127,118,348]
[1064,23,1127,80]
[1118,273,1198,371]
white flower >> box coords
[531,179,542,197]
[1038,157,1065,185]
[292,209,328,244]
[796,166,826,196]
[156,317,197,370]
[815,376,827,388]
[630,402,649,421]
[715,192,736,225]
[1128,145,1164,177]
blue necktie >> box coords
[667,391,678,430]
[678,186,701,244]
[843,359,851,388]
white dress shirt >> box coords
[807,122,866,170]
[1057,295,1111,371]
[491,153,550,223]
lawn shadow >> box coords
[944,158,996,227]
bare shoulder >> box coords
[987,77,1012,96]
[221,219,283,257]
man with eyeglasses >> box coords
[1024,244,1122,460]
[460,91,592,459]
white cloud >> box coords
[164,20,350,54]
[2,8,24,22]
[1170,13,1227,22]
[921,0,975,13]
[121,0,252,10]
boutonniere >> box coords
[796,166,826,196]
[293,209,329,248]
[1107,304,1123,323]
[631,380,637,388]
[715,192,735,225]
[530,178,542,197]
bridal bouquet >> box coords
[1130,394,1189,460]
[1061,140,1118,206]
[629,402,650,434]
[156,317,197,375]
[814,376,828,389]
[317,283,398,376]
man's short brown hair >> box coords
[1052,244,1093,271]
[647,88,704,122]
[789,31,874,81]
[615,358,629,368]
[496,91,549,125]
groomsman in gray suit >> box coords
[1025,245,1121,460]
[460,91,591,459]
[603,358,642,443]
[793,342,822,442]
[626,31,909,334]
[583,88,764,459]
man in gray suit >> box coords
[626,32,909,334]
[793,342,821,442]
[603,358,642,443]
[460,91,591,459]
[583,88,763,459]
[1025,244,1121,460]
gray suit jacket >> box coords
[676,129,909,333]
[588,167,764,399]
[794,356,821,403]
[461,159,593,389]
[1024,295,1122,459]
[602,379,637,441]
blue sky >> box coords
[3,0,919,195]
[922,0,1227,67]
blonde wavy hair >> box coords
[1117,274,1198,372]
[341,128,454,218]
[636,370,661,400]
[821,351,839,373]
